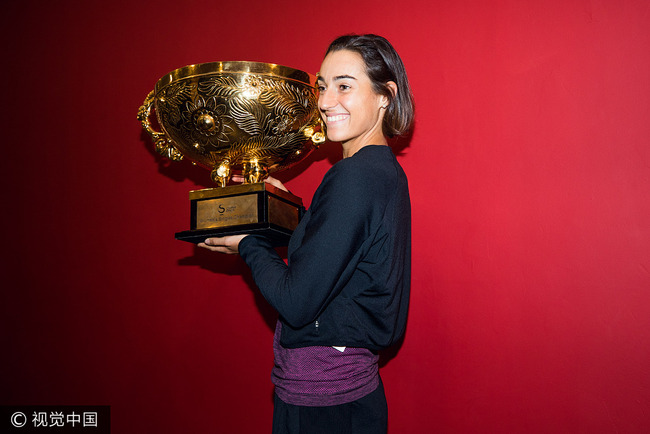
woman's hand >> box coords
[264,176,289,192]
[197,234,248,254]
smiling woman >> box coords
[321,34,414,141]
[199,34,415,434]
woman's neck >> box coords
[341,133,388,158]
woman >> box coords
[199,34,414,433]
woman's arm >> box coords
[238,162,387,328]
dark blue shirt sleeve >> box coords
[239,161,385,328]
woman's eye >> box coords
[317,85,326,92]
[339,84,350,91]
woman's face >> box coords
[317,50,387,147]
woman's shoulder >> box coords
[333,145,399,176]
[318,146,404,198]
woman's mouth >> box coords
[326,114,349,123]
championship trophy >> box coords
[138,61,325,246]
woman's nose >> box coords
[319,88,336,110]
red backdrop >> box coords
[2,0,649,432]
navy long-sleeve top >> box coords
[239,145,411,351]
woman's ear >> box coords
[387,81,398,98]
[381,81,398,108]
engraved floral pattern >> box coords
[180,96,234,149]
[242,75,267,99]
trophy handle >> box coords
[137,90,184,161]
[303,117,326,147]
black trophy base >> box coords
[175,223,293,246]
[174,182,303,247]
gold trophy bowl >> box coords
[138,61,325,245]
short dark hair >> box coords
[325,34,415,138]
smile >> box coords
[326,114,349,123]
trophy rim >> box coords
[154,61,316,93]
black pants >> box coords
[272,380,388,434]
